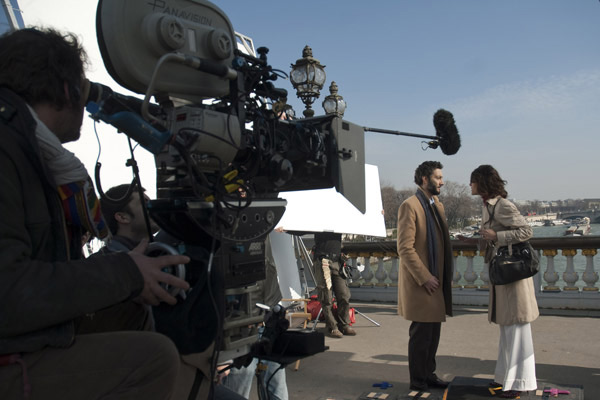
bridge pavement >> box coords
[249,303,600,400]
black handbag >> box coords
[489,241,539,285]
[485,200,540,285]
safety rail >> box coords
[341,237,600,310]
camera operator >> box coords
[0,27,200,399]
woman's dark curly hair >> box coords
[470,164,508,199]
[0,27,87,109]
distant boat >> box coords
[564,217,591,236]
[528,220,544,227]
[542,219,555,226]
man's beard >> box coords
[427,181,440,196]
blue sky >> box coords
[21,1,600,201]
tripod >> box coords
[292,234,316,301]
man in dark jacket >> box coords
[0,28,195,399]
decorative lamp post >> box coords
[322,81,347,117]
[290,45,326,118]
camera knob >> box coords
[207,28,233,60]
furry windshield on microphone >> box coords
[433,109,461,155]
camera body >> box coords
[90,0,364,361]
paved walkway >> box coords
[249,303,600,400]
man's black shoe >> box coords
[426,376,449,388]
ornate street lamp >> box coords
[322,81,346,117]
[289,45,326,118]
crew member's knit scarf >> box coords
[29,106,108,242]
[416,189,438,276]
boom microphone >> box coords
[433,109,461,155]
[363,108,462,155]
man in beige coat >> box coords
[396,161,453,393]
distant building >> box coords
[1,0,24,34]
[585,199,600,210]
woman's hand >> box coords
[479,228,497,241]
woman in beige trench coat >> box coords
[468,165,539,399]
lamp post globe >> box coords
[322,81,346,117]
[290,45,326,118]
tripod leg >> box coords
[311,307,323,331]
[354,308,381,326]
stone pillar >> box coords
[462,250,478,288]
[452,250,462,288]
[543,249,560,291]
[581,249,599,291]
[374,253,388,287]
[562,249,579,291]
[361,254,374,284]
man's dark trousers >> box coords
[408,321,441,389]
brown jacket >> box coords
[483,196,539,325]
[396,189,453,322]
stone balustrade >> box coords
[341,236,600,310]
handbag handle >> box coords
[486,200,515,255]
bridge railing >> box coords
[341,236,600,310]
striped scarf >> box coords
[29,106,108,240]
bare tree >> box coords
[438,181,480,229]
[381,185,413,229]
[381,186,401,229]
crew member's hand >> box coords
[215,364,231,384]
[479,228,497,241]
[423,276,440,295]
[128,239,190,306]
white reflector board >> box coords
[275,164,386,237]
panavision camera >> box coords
[87,0,460,367]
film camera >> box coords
[87,0,460,366]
